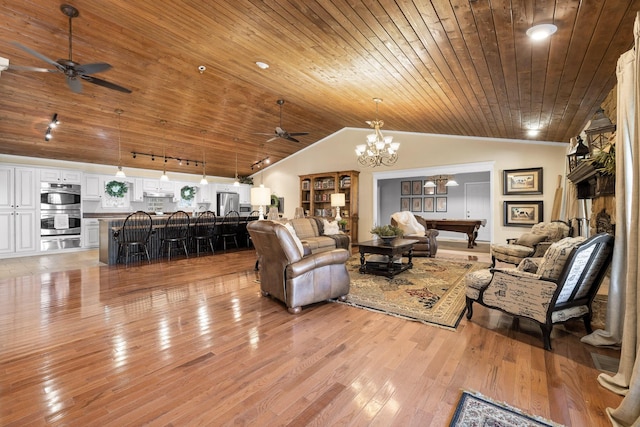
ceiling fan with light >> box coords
[256,99,309,142]
[8,4,131,94]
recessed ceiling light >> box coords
[255,61,269,70]
[526,24,558,40]
[527,129,540,137]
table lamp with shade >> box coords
[331,193,346,221]
[250,185,272,220]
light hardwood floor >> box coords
[0,243,621,426]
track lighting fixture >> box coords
[130,151,206,169]
[44,113,59,141]
[251,156,270,170]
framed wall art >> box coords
[423,185,435,195]
[436,180,448,195]
[503,200,543,226]
[401,181,411,196]
[400,197,410,211]
[411,197,422,212]
[503,167,543,195]
[412,180,423,195]
[423,197,434,212]
[436,197,447,212]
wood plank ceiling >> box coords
[0,1,637,179]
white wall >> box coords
[257,128,567,244]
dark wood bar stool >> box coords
[114,211,153,265]
[192,211,217,256]
[159,211,190,260]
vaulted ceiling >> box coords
[0,1,637,179]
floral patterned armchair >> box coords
[465,233,614,350]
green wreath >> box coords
[180,185,197,201]
[270,194,279,207]
[105,180,128,198]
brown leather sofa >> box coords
[247,220,351,314]
[390,215,439,257]
[287,217,350,254]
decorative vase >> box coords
[379,236,396,245]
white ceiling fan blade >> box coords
[8,64,57,73]
[11,42,64,71]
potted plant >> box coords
[370,224,403,244]
[338,219,348,230]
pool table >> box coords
[423,219,487,248]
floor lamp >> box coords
[250,186,272,220]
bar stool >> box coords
[192,211,217,256]
[114,211,153,265]
[159,211,190,260]
[216,210,240,250]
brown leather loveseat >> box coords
[247,220,351,314]
[390,213,439,257]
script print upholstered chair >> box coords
[465,233,614,350]
[114,211,154,265]
[490,220,571,266]
[247,220,350,314]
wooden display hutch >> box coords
[300,170,359,245]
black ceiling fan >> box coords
[256,99,309,142]
[9,4,131,94]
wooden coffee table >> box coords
[358,238,419,278]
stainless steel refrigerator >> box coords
[217,192,239,216]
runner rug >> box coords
[339,256,490,330]
[449,390,564,426]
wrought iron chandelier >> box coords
[355,98,400,167]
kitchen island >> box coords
[98,213,254,264]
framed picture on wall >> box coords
[424,185,435,195]
[423,197,434,212]
[503,200,543,226]
[412,180,423,195]
[401,181,411,195]
[400,197,410,211]
[411,197,422,212]
[436,197,447,212]
[503,167,543,195]
[436,180,448,195]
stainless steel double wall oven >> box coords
[40,182,82,250]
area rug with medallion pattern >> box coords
[338,256,491,330]
[450,390,564,426]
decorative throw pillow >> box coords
[323,219,340,235]
[283,222,304,256]
[515,232,547,248]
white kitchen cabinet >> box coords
[238,184,251,204]
[83,219,99,248]
[0,166,38,256]
[83,174,102,200]
[196,183,214,203]
[131,178,144,202]
[0,211,38,254]
[216,183,238,194]
[143,179,175,194]
[40,168,82,184]
[0,166,38,210]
